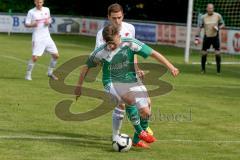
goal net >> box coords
[186,0,240,64]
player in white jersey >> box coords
[95,3,153,142]
[95,22,135,48]
[25,0,59,80]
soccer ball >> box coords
[112,134,132,152]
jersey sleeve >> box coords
[47,8,52,23]
[86,50,101,68]
[130,24,135,38]
[129,38,153,58]
[199,15,205,28]
[25,10,32,25]
[218,14,224,25]
[95,29,105,49]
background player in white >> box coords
[25,0,59,80]
[95,3,153,141]
[95,3,135,48]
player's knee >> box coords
[118,103,125,110]
[52,54,59,60]
[126,100,135,106]
[122,93,135,106]
[139,107,151,119]
[32,56,38,62]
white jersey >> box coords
[95,22,135,48]
[25,7,52,41]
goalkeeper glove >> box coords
[194,35,200,45]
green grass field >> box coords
[0,33,239,160]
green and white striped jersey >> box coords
[86,38,153,87]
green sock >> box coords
[133,132,140,144]
[125,105,143,134]
[132,117,150,144]
[140,116,149,131]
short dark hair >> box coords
[108,3,123,16]
[102,24,120,43]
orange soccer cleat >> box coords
[138,130,157,143]
[133,141,150,148]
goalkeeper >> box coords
[196,3,224,73]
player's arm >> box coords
[134,55,144,79]
[198,15,205,35]
[44,8,52,26]
[132,39,179,77]
[195,15,204,45]
[95,30,104,49]
[25,22,37,28]
[75,65,90,100]
[212,14,224,31]
[150,50,179,77]
[197,25,203,36]
[75,50,100,100]
[25,11,37,28]
[218,14,225,29]
[219,23,224,29]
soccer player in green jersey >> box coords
[75,24,179,148]
[96,3,154,140]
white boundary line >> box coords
[157,139,240,143]
[0,54,104,84]
[0,55,47,69]
[174,84,240,89]
[56,42,92,49]
[2,54,240,75]
[0,135,239,143]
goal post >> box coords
[184,0,194,63]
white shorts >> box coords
[105,82,149,109]
[32,38,58,56]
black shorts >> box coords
[202,35,220,51]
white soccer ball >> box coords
[112,133,132,152]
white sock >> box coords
[112,107,125,140]
[48,58,57,75]
[26,60,35,75]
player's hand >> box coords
[194,35,200,45]
[44,18,50,26]
[170,67,179,77]
[136,69,145,80]
[75,85,82,101]
[213,26,219,31]
[31,21,38,27]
